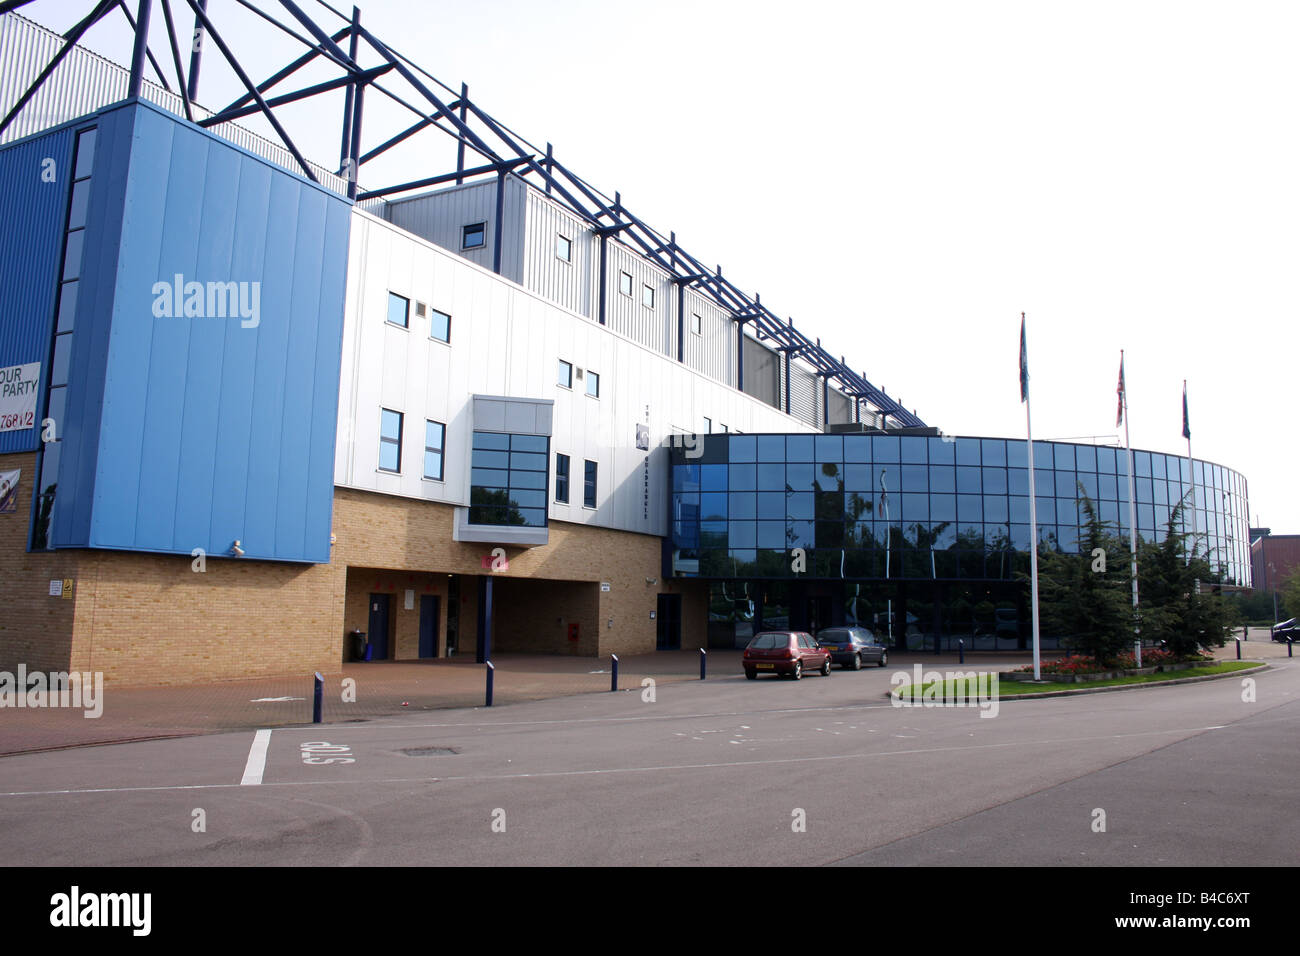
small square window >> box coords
[387,292,409,328]
[380,408,403,472]
[586,371,600,398]
[424,420,446,480]
[429,308,451,343]
[462,222,486,249]
[691,312,702,335]
[703,417,712,433]
[642,284,655,309]
[619,272,633,297]
[558,359,572,388]
[556,234,572,263]
[556,453,570,503]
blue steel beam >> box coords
[158,0,193,121]
[199,63,392,127]
[116,0,171,92]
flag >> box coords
[1019,313,1029,402]
[1116,353,1126,427]
[1182,381,1191,440]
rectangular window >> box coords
[556,234,572,262]
[584,459,598,508]
[642,284,655,309]
[692,312,702,335]
[387,292,409,328]
[703,417,712,433]
[379,408,403,472]
[469,431,550,527]
[462,222,486,249]
[558,359,572,388]
[424,420,446,480]
[619,272,633,297]
[586,370,600,398]
[423,307,449,343]
[556,453,570,503]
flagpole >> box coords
[1022,314,1041,681]
[1185,380,1197,565]
[1121,350,1140,666]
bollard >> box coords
[611,654,619,692]
[312,672,323,724]
[958,639,964,665]
[1289,639,1293,659]
[934,632,941,655]
[1235,639,1241,660]
[485,660,495,707]
[699,648,707,680]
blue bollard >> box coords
[699,648,706,680]
[611,654,619,692]
[485,661,495,707]
[1289,639,1293,659]
[312,671,323,723]
[958,639,964,665]
[1235,639,1241,660]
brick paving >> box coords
[0,630,1282,757]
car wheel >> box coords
[878,650,889,667]
[850,653,862,671]
[791,661,803,680]
[820,657,831,677]
[745,670,757,680]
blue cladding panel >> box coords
[0,126,74,454]
[55,102,349,563]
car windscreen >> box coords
[748,632,790,649]
[817,629,850,643]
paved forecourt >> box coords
[0,655,1294,866]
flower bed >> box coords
[1002,649,1213,683]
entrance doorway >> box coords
[367,593,391,660]
[656,594,682,650]
[418,595,440,659]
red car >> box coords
[743,631,832,680]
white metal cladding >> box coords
[383,178,527,283]
[827,386,853,424]
[523,188,596,318]
[788,362,821,427]
[337,209,817,538]
[742,334,780,410]
[0,12,348,193]
[681,285,736,384]
[604,240,675,354]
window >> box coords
[556,453,570,503]
[721,423,729,432]
[586,371,600,398]
[691,312,702,335]
[584,459,598,508]
[462,222,486,249]
[619,272,632,297]
[379,408,403,472]
[469,432,549,527]
[642,284,655,309]
[556,234,572,262]
[424,420,445,480]
[386,292,409,328]
[558,359,572,388]
[703,417,712,433]
[429,308,451,343]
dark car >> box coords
[815,626,889,669]
[742,631,832,680]
[1272,618,1299,643]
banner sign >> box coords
[0,363,41,433]
[0,469,19,514]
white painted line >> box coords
[240,729,272,786]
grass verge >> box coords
[893,661,1260,699]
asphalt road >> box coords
[0,659,1295,866]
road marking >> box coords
[0,723,1236,798]
[240,729,272,786]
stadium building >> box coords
[0,4,1252,684]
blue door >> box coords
[419,595,439,659]
[368,593,390,660]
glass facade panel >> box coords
[469,431,550,527]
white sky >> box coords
[23,0,1300,533]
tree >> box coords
[1027,491,1132,664]
[1138,497,1235,657]
[1281,569,1300,626]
